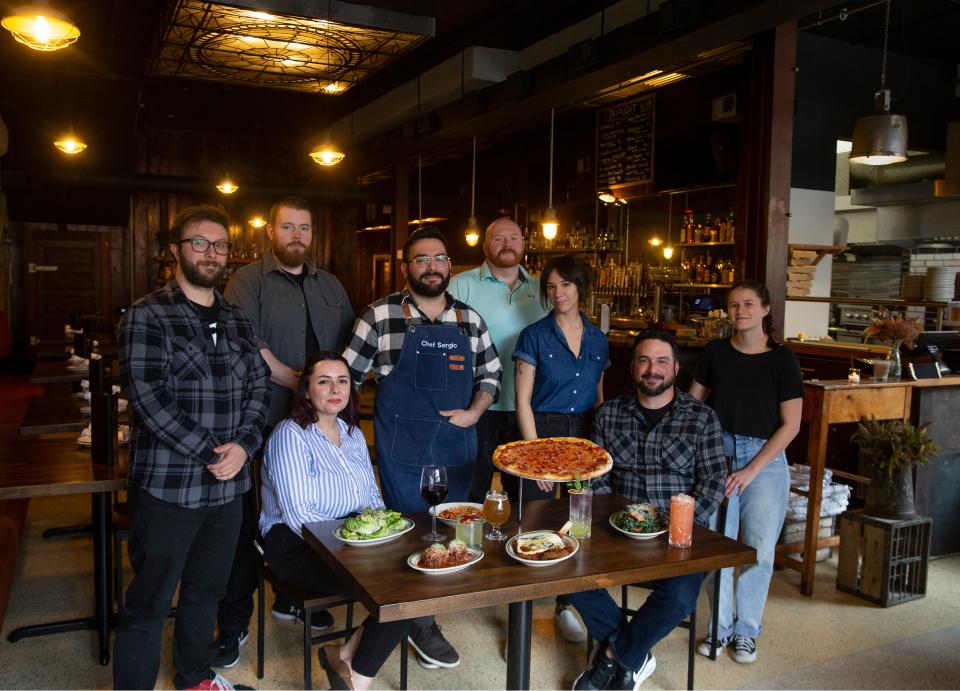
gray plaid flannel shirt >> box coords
[119,281,271,508]
[343,289,501,400]
[590,390,726,527]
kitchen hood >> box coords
[851,177,960,206]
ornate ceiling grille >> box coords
[148,1,430,94]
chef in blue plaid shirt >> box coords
[568,327,727,691]
[114,204,271,691]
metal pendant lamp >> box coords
[2,0,80,51]
[465,136,480,247]
[849,0,907,166]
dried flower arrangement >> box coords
[862,307,922,348]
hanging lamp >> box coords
[541,107,558,241]
[2,1,80,51]
[216,178,239,194]
[662,194,674,259]
[849,0,907,166]
[465,137,480,247]
[53,133,86,154]
[309,138,345,166]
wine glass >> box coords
[420,466,448,542]
[483,489,511,541]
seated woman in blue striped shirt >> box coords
[259,351,409,690]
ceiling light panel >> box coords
[148,1,430,94]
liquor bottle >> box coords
[704,213,713,243]
[727,207,736,243]
[679,213,687,244]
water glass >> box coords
[455,516,484,549]
[568,488,593,539]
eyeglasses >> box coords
[407,254,450,267]
[178,237,231,255]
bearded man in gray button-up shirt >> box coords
[214,195,354,663]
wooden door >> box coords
[24,228,111,358]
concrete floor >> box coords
[2,492,959,689]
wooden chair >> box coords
[254,543,356,689]
[251,455,408,689]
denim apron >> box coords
[373,303,477,512]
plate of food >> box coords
[505,530,579,567]
[407,540,484,575]
[333,508,414,546]
[609,503,668,540]
[429,502,485,526]
[492,437,612,482]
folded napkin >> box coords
[77,424,130,447]
[68,354,88,366]
[77,385,121,400]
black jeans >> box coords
[501,410,593,502]
[216,488,260,634]
[470,409,520,502]
[263,523,411,678]
[113,490,242,690]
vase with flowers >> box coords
[862,307,922,379]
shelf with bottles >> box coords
[679,241,735,248]
[673,282,735,289]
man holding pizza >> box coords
[344,226,502,671]
[568,327,726,691]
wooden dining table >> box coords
[303,494,755,690]
[19,393,127,436]
[0,437,127,665]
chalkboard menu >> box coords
[595,94,655,189]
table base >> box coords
[507,600,532,690]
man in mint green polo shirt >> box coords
[450,217,548,501]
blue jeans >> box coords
[709,433,789,639]
[567,573,704,670]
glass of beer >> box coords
[669,493,695,549]
[483,489,511,541]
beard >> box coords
[486,247,521,269]
[636,371,676,397]
[180,257,226,288]
[273,239,309,267]
[408,270,450,298]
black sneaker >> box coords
[407,621,460,668]
[212,630,248,669]
[573,653,617,690]
[610,653,656,691]
[732,634,757,663]
[271,602,334,632]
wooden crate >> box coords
[836,510,931,607]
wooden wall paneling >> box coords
[736,22,798,337]
[392,159,410,291]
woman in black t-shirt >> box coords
[689,280,803,665]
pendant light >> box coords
[541,107,558,240]
[2,1,80,51]
[662,194,674,259]
[849,0,907,166]
[53,133,86,154]
[465,137,480,247]
[309,137,345,166]
[216,178,239,194]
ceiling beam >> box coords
[343,0,827,177]
[222,0,436,36]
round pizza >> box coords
[492,437,612,481]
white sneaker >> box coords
[555,606,587,643]
[696,634,731,657]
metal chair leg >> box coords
[304,605,313,690]
[710,569,721,660]
[687,606,697,690]
[256,568,265,680]
[400,635,408,690]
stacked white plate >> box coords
[923,267,959,301]
[901,273,926,301]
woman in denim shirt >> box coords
[513,253,609,642]
[689,280,803,665]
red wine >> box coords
[421,483,448,506]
